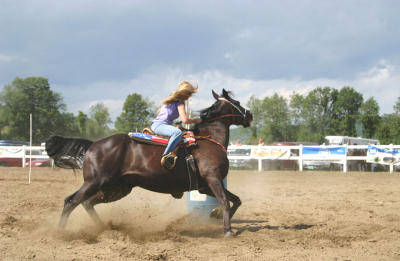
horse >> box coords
[45,89,253,237]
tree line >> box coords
[0,77,399,145]
[0,77,155,144]
[246,87,400,145]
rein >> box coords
[195,135,227,153]
[208,114,243,122]
[198,98,248,153]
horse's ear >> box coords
[222,89,230,99]
[212,90,220,100]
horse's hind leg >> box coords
[81,192,107,228]
[81,181,133,228]
[59,181,100,229]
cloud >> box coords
[0,54,13,62]
[1,1,399,123]
[2,1,400,84]
[60,60,399,124]
[73,99,125,123]
[358,60,392,84]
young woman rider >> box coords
[151,81,202,169]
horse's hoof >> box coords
[171,192,184,199]
[210,207,223,219]
[224,230,235,237]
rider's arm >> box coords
[177,103,202,124]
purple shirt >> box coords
[153,100,184,125]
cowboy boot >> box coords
[161,152,178,169]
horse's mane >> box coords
[199,104,216,119]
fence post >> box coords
[258,158,262,172]
[343,144,348,173]
[390,144,394,173]
[22,145,26,168]
[299,144,303,172]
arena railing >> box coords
[0,145,50,167]
[227,144,400,173]
[0,144,398,172]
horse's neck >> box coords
[197,121,230,148]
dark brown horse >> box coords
[45,89,253,237]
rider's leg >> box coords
[151,122,182,168]
[164,127,182,155]
[151,122,182,154]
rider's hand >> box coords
[192,118,202,124]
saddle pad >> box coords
[128,131,196,147]
[128,132,169,146]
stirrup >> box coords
[161,152,177,169]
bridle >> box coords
[197,97,250,153]
[207,97,248,123]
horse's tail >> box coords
[45,135,93,169]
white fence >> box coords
[0,144,399,173]
[0,145,50,167]
[227,144,400,173]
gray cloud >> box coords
[1,0,399,119]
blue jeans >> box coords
[151,122,182,155]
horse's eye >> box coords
[200,111,208,119]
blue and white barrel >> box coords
[186,178,227,219]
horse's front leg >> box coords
[205,177,233,237]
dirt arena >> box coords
[1,168,400,260]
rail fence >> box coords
[0,144,399,173]
[0,145,50,167]
[227,144,400,173]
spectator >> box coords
[235,139,242,146]
[258,138,265,146]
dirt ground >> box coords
[1,168,400,261]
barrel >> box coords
[186,178,227,219]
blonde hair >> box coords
[162,81,197,105]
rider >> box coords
[151,81,202,169]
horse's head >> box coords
[200,89,253,127]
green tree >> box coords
[247,95,264,144]
[56,112,80,137]
[394,97,400,114]
[376,114,400,144]
[289,92,305,126]
[0,77,65,143]
[115,93,155,133]
[290,87,339,143]
[0,103,7,138]
[332,87,363,136]
[87,103,112,140]
[359,97,380,138]
[376,97,400,144]
[259,93,292,143]
[76,111,89,137]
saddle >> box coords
[128,128,200,196]
[128,128,197,148]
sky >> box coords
[1,0,400,122]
